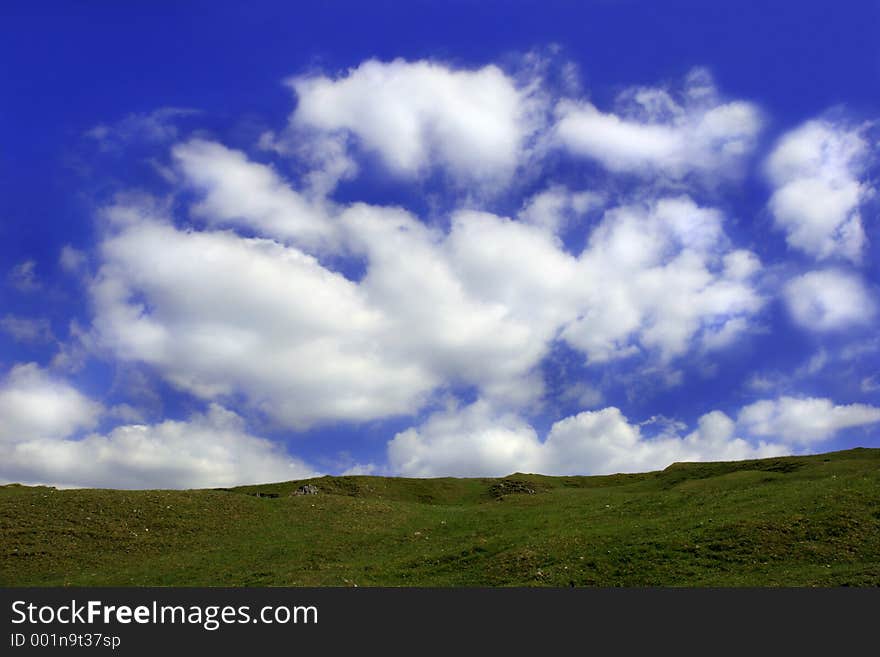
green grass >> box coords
[2,448,879,586]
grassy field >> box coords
[2,448,879,586]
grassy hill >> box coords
[2,448,879,586]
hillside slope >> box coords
[2,448,879,586]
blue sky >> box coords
[1,1,879,488]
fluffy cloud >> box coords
[288,58,543,184]
[765,119,873,262]
[553,68,762,179]
[518,185,604,234]
[57,58,837,486]
[0,364,316,488]
[388,400,543,478]
[91,181,766,429]
[784,269,875,331]
[388,400,785,478]
[342,203,559,406]
[3,404,316,489]
[389,392,879,478]
[0,364,102,444]
[561,197,765,362]
[90,208,435,429]
[91,127,769,429]
[173,139,337,251]
[738,396,880,444]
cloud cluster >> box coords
[388,399,792,478]
[0,364,102,445]
[87,176,764,428]
[765,119,873,263]
[5,55,878,488]
[288,58,544,185]
[90,208,432,429]
[554,68,762,180]
[0,364,316,488]
[737,396,880,444]
[288,61,765,188]
[784,269,875,332]
[389,393,880,477]
[173,139,337,251]
[561,197,764,361]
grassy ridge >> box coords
[2,448,879,586]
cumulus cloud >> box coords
[91,145,767,428]
[288,58,544,185]
[2,402,317,489]
[343,203,560,407]
[173,139,337,251]
[388,400,785,478]
[553,68,762,180]
[784,269,875,331]
[390,392,879,479]
[89,207,435,429]
[0,364,102,444]
[561,197,765,362]
[0,364,317,488]
[738,396,880,444]
[50,57,803,486]
[764,119,874,262]
[388,400,543,477]
[518,185,604,234]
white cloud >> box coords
[343,203,559,408]
[738,396,880,444]
[89,209,435,429]
[288,58,543,185]
[173,139,337,251]
[83,63,768,435]
[784,269,875,331]
[518,185,604,235]
[765,119,873,262]
[562,197,765,362]
[541,407,782,475]
[388,400,543,478]
[0,364,102,444]
[90,168,766,428]
[1,402,317,489]
[0,364,316,489]
[259,129,358,197]
[340,463,379,476]
[554,68,762,180]
[388,400,785,478]
[13,55,880,489]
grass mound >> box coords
[2,448,878,586]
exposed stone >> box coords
[489,479,536,499]
[292,484,320,496]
